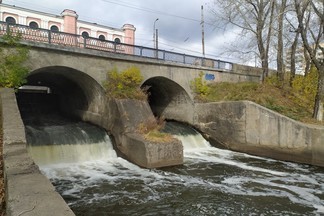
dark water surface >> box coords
[26,121,324,216]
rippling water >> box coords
[27,121,324,216]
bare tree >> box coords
[212,0,276,82]
[289,31,300,85]
[276,0,288,82]
[294,0,324,121]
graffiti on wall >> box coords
[205,73,215,81]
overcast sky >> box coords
[2,0,239,63]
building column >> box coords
[42,19,49,29]
[122,24,136,45]
[18,16,27,25]
[61,9,78,34]
[91,30,96,38]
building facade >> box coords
[0,3,135,45]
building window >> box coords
[99,35,105,41]
[82,31,89,38]
[50,25,59,32]
[29,21,39,29]
[5,17,16,25]
[114,38,121,43]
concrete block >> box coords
[120,133,183,168]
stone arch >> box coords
[142,76,194,123]
[20,66,106,118]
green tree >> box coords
[103,66,147,100]
[0,31,29,89]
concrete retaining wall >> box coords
[193,101,324,167]
[0,88,75,216]
[76,98,184,168]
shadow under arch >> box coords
[18,66,106,119]
[142,76,194,122]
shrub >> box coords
[190,72,210,100]
[137,116,175,143]
[292,65,318,111]
[104,66,147,100]
[0,31,29,89]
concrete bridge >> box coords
[16,40,261,124]
[0,21,262,122]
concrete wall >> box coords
[192,101,324,167]
[77,98,183,168]
[0,88,75,216]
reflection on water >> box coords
[27,121,324,216]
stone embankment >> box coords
[0,88,75,216]
[193,101,324,167]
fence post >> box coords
[114,42,117,52]
[202,58,205,67]
[48,30,51,44]
[83,38,87,48]
[140,47,143,56]
[183,54,186,64]
[163,50,166,60]
[6,23,10,34]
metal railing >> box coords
[0,21,233,71]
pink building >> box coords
[0,3,136,46]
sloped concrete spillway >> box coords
[24,118,324,215]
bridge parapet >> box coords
[0,21,233,71]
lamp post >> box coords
[153,18,159,49]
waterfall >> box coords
[162,121,211,151]
[26,120,117,165]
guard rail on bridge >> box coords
[0,21,233,71]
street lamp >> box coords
[153,18,159,49]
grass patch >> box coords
[137,117,176,143]
[201,81,322,125]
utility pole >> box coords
[156,29,159,50]
[153,18,159,49]
[201,5,205,57]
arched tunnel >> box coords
[16,66,106,122]
[141,76,194,122]
[17,68,194,126]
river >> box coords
[26,119,324,216]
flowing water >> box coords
[26,119,324,216]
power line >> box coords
[100,0,217,26]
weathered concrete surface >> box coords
[120,133,183,168]
[0,88,75,216]
[77,98,184,168]
[192,101,324,167]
